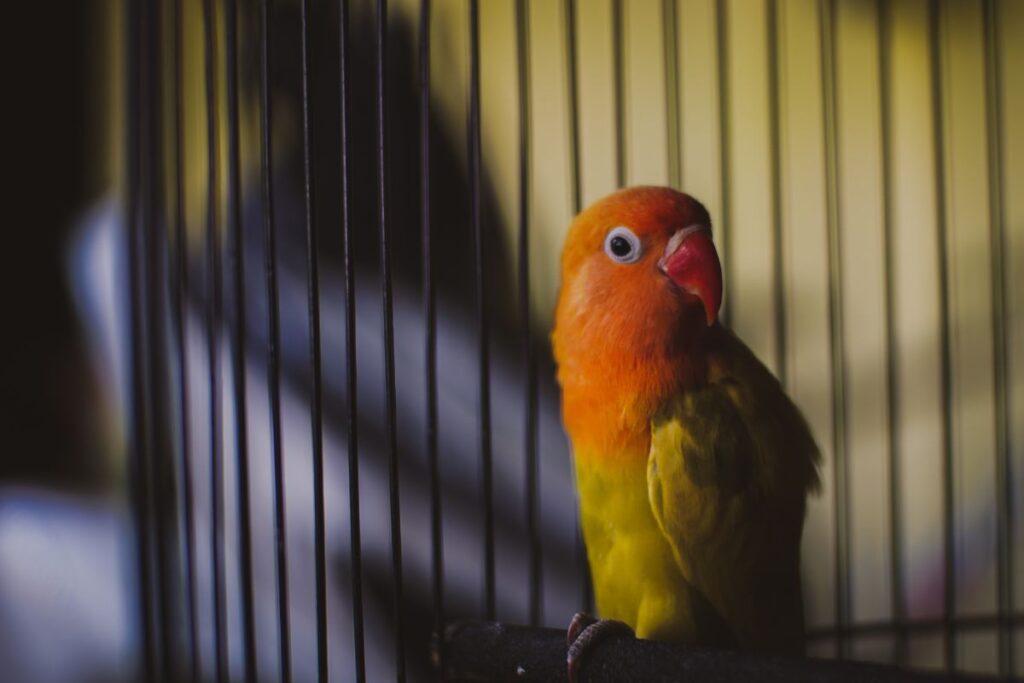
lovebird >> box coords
[552,187,820,680]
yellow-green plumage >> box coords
[574,330,819,655]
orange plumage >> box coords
[555,187,712,457]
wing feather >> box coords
[646,332,819,655]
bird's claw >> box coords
[566,612,598,646]
[565,613,634,683]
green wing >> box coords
[646,333,819,656]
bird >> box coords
[552,186,820,681]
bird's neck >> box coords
[559,322,717,464]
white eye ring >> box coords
[604,226,643,264]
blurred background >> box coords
[1,0,1021,681]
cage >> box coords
[104,0,1023,680]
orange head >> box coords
[552,186,723,452]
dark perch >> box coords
[440,621,1004,683]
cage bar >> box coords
[141,0,177,677]
[514,0,541,628]
[926,0,956,672]
[257,0,294,679]
[297,0,330,677]
[564,0,582,214]
[875,0,907,668]
[419,0,443,664]
[170,0,200,677]
[714,0,731,329]
[981,0,1014,677]
[466,0,496,623]
[561,0,592,618]
[807,613,1024,640]
[338,0,367,679]
[126,0,159,678]
[375,0,407,679]
[766,0,786,387]
[224,0,257,676]
[200,0,229,678]
[662,0,680,189]
[611,0,625,187]
[818,0,852,661]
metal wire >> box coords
[807,612,1024,640]
[170,0,200,677]
[419,0,444,668]
[298,0,331,677]
[125,0,158,677]
[981,0,1014,677]
[927,2,957,671]
[564,0,582,214]
[562,0,592,618]
[515,0,541,628]
[766,0,787,387]
[663,0,681,190]
[419,0,443,665]
[715,0,731,329]
[339,0,367,679]
[818,0,851,661]
[466,0,496,623]
[876,0,906,668]
[141,0,175,677]
[224,0,257,676]
[375,1,407,679]
[200,0,229,678]
[258,0,293,679]
[611,0,625,188]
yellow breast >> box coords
[574,450,735,646]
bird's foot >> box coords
[566,612,635,683]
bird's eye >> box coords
[604,226,642,264]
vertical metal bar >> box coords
[714,0,731,330]
[298,0,330,678]
[375,1,406,680]
[818,0,851,660]
[141,0,176,677]
[766,0,786,387]
[662,0,681,189]
[928,1,957,671]
[466,0,495,622]
[419,0,443,660]
[876,0,906,667]
[515,0,541,627]
[562,0,592,617]
[339,0,367,679]
[171,0,200,676]
[611,0,625,187]
[258,0,293,680]
[225,0,257,677]
[982,0,1013,676]
[564,0,582,215]
[125,0,158,677]
[201,0,229,678]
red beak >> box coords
[660,226,723,326]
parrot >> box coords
[551,186,820,680]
